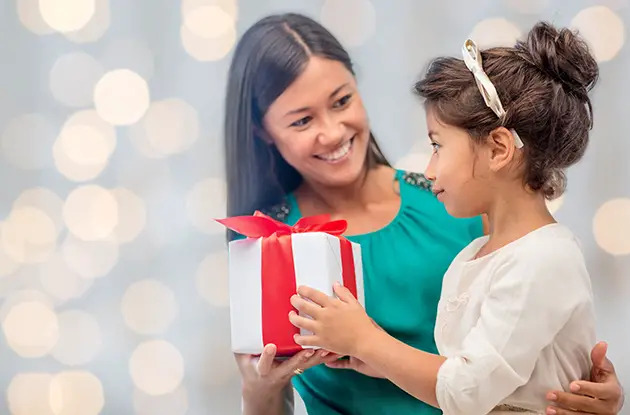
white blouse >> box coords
[434,224,595,415]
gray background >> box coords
[0,0,628,414]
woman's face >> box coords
[262,56,371,188]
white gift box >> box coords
[228,232,364,356]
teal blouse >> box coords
[256,170,483,414]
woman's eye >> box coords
[291,116,312,127]
[333,94,352,108]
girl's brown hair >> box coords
[414,22,599,199]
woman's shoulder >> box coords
[230,198,294,241]
[395,169,439,208]
[260,198,293,223]
[397,170,433,193]
[395,169,484,240]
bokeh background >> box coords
[0,0,628,414]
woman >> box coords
[224,13,624,415]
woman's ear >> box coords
[254,125,274,145]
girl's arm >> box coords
[291,242,592,415]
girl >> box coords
[288,22,608,414]
[224,13,624,415]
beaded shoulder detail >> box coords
[400,171,433,191]
[260,199,292,223]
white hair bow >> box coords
[462,39,524,149]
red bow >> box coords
[216,211,348,238]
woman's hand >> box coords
[545,342,624,415]
[235,344,340,415]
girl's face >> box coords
[423,106,492,218]
[263,56,371,188]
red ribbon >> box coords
[217,211,358,356]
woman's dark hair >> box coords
[414,22,599,199]
[224,13,389,240]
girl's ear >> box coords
[487,127,517,172]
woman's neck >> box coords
[296,164,396,215]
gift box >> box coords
[217,212,364,357]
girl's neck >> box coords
[477,188,556,258]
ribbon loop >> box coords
[216,211,348,238]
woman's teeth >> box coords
[318,140,352,162]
